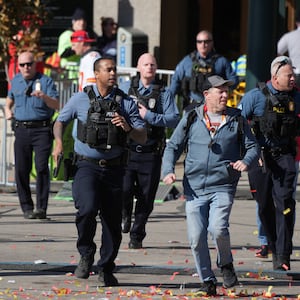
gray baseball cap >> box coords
[203,75,234,90]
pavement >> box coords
[0,168,300,299]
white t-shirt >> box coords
[78,50,101,91]
[277,27,300,74]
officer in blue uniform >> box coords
[170,30,238,110]
[52,57,146,286]
[239,56,300,271]
[119,53,180,249]
[5,51,59,219]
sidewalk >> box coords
[0,175,300,299]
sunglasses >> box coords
[19,62,34,67]
[275,59,289,75]
[196,39,212,44]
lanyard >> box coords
[203,105,226,134]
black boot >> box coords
[121,215,131,233]
[272,253,278,270]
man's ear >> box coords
[203,90,209,97]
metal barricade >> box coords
[54,79,78,109]
[0,100,15,186]
[0,68,175,186]
[0,103,7,185]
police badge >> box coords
[148,98,156,109]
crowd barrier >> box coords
[0,67,175,186]
[0,67,245,186]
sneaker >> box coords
[74,256,94,279]
[194,280,217,296]
[128,240,143,249]
[221,263,238,288]
[98,270,119,287]
[24,210,35,219]
[255,245,269,258]
[33,209,47,219]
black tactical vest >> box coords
[129,75,166,141]
[182,51,220,96]
[252,82,299,140]
[77,85,127,150]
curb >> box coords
[0,262,299,280]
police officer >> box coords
[169,30,238,110]
[239,56,300,271]
[119,53,180,249]
[52,57,146,286]
[5,51,59,219]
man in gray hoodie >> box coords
[162,75,259,296]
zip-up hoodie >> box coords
[162,104,259,197]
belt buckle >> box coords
[135,145,142,153]
[98,159,107,167]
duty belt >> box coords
[76,154,122,167]
[130,144,159,153]
[15,119,51,128]
[268,146,291,157]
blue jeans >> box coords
[256,201,268,246]
[185,192,234,283]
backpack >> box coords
[183,106,245,156]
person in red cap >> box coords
[56,7,97,80]
[71,30,101,91]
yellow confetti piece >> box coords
[253,230,258,236]
[263,285,274,298]
[283,208,291,215]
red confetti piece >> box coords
[170,271,179,280]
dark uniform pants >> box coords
[248,153,296,256]
[122,152,162,242]
[14,127,52,212]
[72,161,124,273]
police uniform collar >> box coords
[267,82,292,96]
[92,85,114,100]
[138,80,152,94]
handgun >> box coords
[260,148,267,174]
[53,152,63,178]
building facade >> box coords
[93,0,299,89]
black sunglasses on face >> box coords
[196,39,212,44]
[275,59,289,75]
[19,62,34,67]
